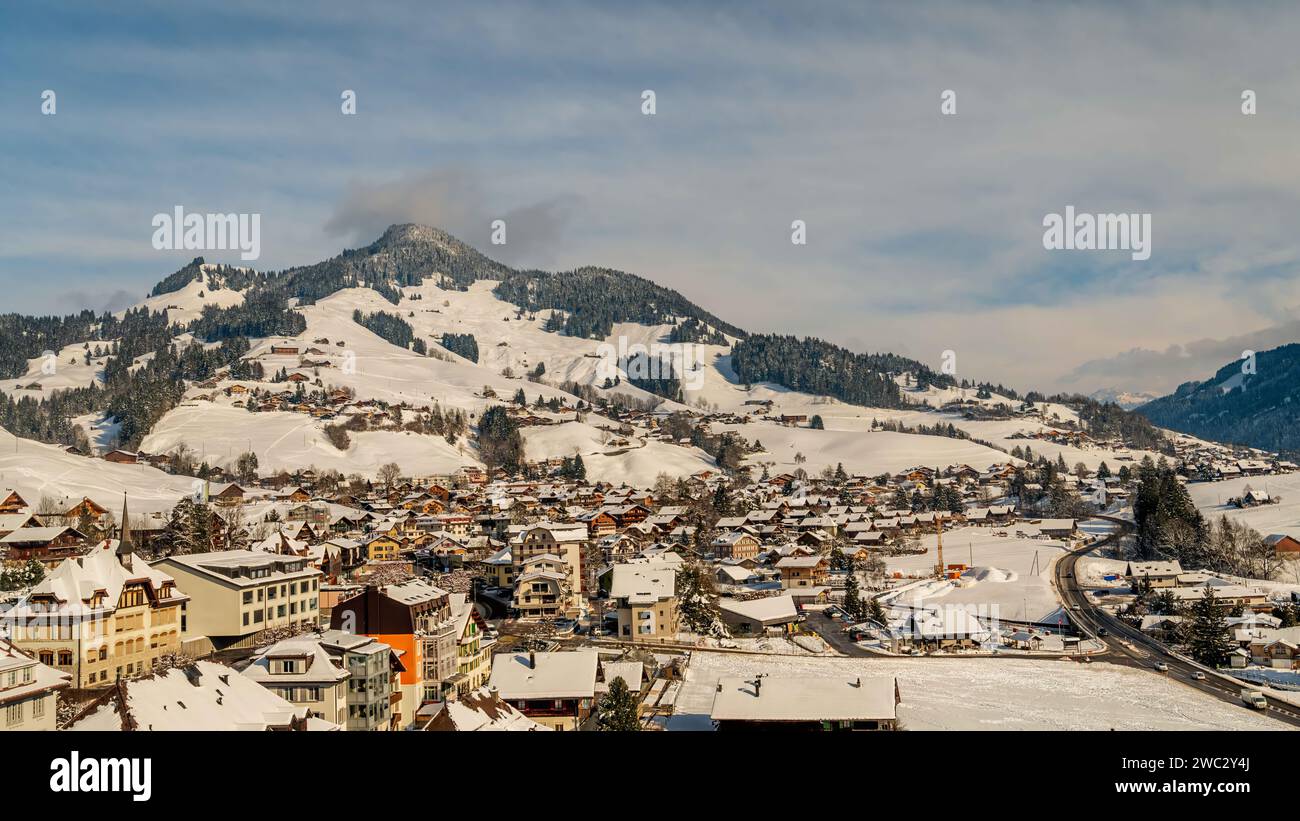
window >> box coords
[243,591,253,604]
[33,696,45,718]
[5,702,23,727]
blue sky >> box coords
[4,0,1300,394]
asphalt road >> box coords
[1056,516,1300,728]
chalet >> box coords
[1265,533,1300,559]
[711,675,899,731]
[1169,584,1269,608]
[1247,637,1300,669]
[211,483,247,506]
[103,449,139,465]
[1125,560,1183,589]
[65,660,337,731]
[0,526,86,565]
[0,490,31,514]
[420,687,548,731]
[488,650,598,731]
[278,486,311,503]
[776,555,830,589]
[270,345,301,355]
[0,512,41,539]
[64,497,109,526]
[712,531,761,561]
[578,510,618,538]
[1036,518,1077,539]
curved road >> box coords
[1056,515,1300,727]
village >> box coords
[4,411,1300,733]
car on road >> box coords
[1153,662,1169,672]
[1241,689,1268,710]
[1191,671,1206,681]
[1097,628,1108,637]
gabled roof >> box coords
[488,651,598,700]
[67,661,338,731]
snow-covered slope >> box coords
[0,341,107,398]
[125,265,247,325]
[0,427,200,514]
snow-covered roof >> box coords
[488,650,598,700]
[710,675,897,723]
[718,594,798,625]
[421,686,550,731]
[67,661,339,731]
[608,563,675,603]
[14,540,183,614]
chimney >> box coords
[528,651,535,669]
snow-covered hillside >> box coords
[0,427,200,513]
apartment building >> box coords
[0,637,71,731]
[449,593,493,695]
[154,550,322,651]
[242,636,350,726]
[488,650,598,731]
[328,579,459,727]
[4,539,187,687]
[608,562,679,641]
[514,522,587,612]
[319,629,403,731]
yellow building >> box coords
[4,540,188,688]
[450,593,494,695]
[608,562,679,641]
[0,637,71,730]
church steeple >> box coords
[116,492,134,570]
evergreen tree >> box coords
[1186,584,1234,668]
[676,562,728,636]
[842,572,863,621]
[596,677,641,731]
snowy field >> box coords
[714,424,1013,478]
[882,525,1072,623]
[0,427,200,514]
[667,651,1285,730]
[1187,473,1300,536]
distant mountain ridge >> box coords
[1137,343,1300,453]
[2,223,1164,451]
[1087,388,1159,410]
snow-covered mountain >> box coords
[1087,388,1159,410]
[0,224,1176,494]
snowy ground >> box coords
[882,525,1072,623]
[0,341,106,399]
[715,423,1012,478]
[141,404,475,478]
[0,427,200,514]
[1188,473,1300,536]
[667,651,1285,730]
